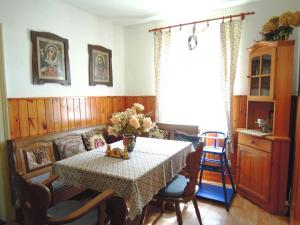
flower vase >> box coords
[123,135,137,152]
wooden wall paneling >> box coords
[18,99,29,137]
[27,99,38,136]
[99,97,108,124]
[52,98,62,132]
[67,98,75,129]
[125,96,136,109]
[45,99,54,133]
[95,97,101,125]
[90,97,97,126]
[60,98,68,131]
[73,97,81,128]
[7,96,156,139]
[125,96,157,120]
[106,97,113,123]
[36,99,47,135]
[8,99,20,138]
[79,97,87,127]
[85,97,92,127]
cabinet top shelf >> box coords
[248,40,295,52]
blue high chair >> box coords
[197,131,236,210]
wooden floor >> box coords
[7,194,289,225]
[128,194,289,225]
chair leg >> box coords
[199,152,207,185]
[175,203,183,225]
[192,198,202,225]
[161,201,166,213]
[220,155,229,211]
[139,204,148,225]
[224,153,236,193]
[106,196,127,225]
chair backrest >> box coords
[14,172,51,225]
[183,142,203,198]
[200,131,227,152]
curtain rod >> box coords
[148,11,255,32]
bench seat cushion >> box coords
[47,200,97,225]
[30,172,64,191]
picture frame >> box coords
[31,31,71,85]
[88,44,113,86]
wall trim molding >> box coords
[0,23,15,221]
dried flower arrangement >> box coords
[261,11,300,41]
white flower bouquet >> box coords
[107,103,154,137]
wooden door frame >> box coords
[0,23,15,221]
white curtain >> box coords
[154,31,171,121]
[220,20,243,153]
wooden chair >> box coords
[14,172,127,225]
[140,143,203,225]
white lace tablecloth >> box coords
[52,137,193,220]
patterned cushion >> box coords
[22,143,54,172]
[147,128,169,139]
[174,130,201,150]
[82,133,107,151]
[54,135,86,159]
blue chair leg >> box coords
[220,154,228,211]
[223,153,236,193]
[199,152,207,185]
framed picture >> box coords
[31,31,71,85]
[88,44,113,86]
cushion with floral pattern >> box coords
[54,135,86,159]
[22,143,54,172]
[82,133,107,150]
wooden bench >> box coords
[7,125,107,222]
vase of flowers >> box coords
[107,103,154,152]
[261,11,300,41]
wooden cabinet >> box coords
[237,143,271,203]
[237,133,290,215]
[237,40,294,215]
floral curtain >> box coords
[219,20,243,153]
[154,31,171,121]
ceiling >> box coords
[59,0,260,25]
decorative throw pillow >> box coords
[82,133,107,150]
[22,143,54,172]
[54,135,86,159]
[174,130,201,150]
[147,127,170,139]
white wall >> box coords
[124,0,300,96]
[0,0,125,98]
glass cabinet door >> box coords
[249,53,273,100]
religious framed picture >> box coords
[88,44,113,86]
[31,31,71,85]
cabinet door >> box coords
[248,48,276,101]
[237,144,272,203]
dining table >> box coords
[52,137,193,220]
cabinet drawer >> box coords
[238,133,272,152]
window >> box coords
[158,26,227,132]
